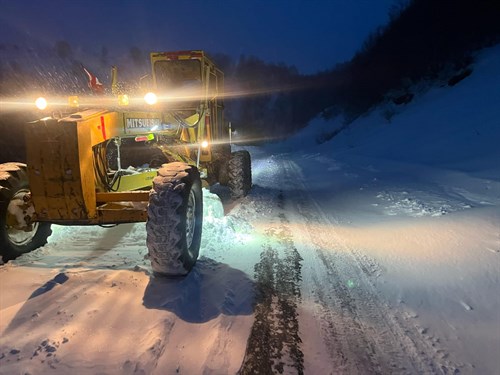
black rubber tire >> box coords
[212,144,231,186]
[0,163,52,261]
[242,151,252,192]
[146,162,203,276]
[228,150,252,199]
[218,159,230,186]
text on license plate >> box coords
[126,118,161,130]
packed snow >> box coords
[1,45,499,374]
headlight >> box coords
[35,97,48,110]
[144,92,157,105]
[201,140,209,148]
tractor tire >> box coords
[228,150,252,199]
[0,163,52,261]
[146,162,203,276]
[218,159,230,186]
[212,144,231,186]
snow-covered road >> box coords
[2,147,498,374]
[239,151,467,374]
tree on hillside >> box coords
[315,0,500,124]
[55,40,73,60]
[216,54,309,140]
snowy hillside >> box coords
[284,45,500,174]
[1,45,499,374]
[271,44,500,373]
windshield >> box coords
[154,60,202,91]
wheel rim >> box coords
[186,189,196,251]
[6,189,39,246]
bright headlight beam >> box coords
[35,97,48,110]
[144,92,158,105]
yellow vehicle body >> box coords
[25,50,228,225]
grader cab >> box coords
[0,50,252,275]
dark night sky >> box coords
[0,0,395,74]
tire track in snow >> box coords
[239,189,304,375]
[281,158,462,374]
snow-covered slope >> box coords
[270,44,500,373]
[287,45,500,176]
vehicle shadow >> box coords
[142,257,255,323]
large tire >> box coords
[218,159,230,186]
[211,144,231,186]
[0,163,52,261]
[228,150,252,199]
[146,162,203,276]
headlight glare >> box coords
[144,92,158,105]
[35,97,48,110]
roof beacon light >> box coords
[118,94,130,106]
[68,96,79,107]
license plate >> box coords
[125,118,161,132]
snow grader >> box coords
[0,50,252,275]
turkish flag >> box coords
[83,66,104,95]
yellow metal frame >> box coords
[25,114,154,225]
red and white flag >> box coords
[83,66,104,95]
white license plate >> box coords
[125,118,161,132]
